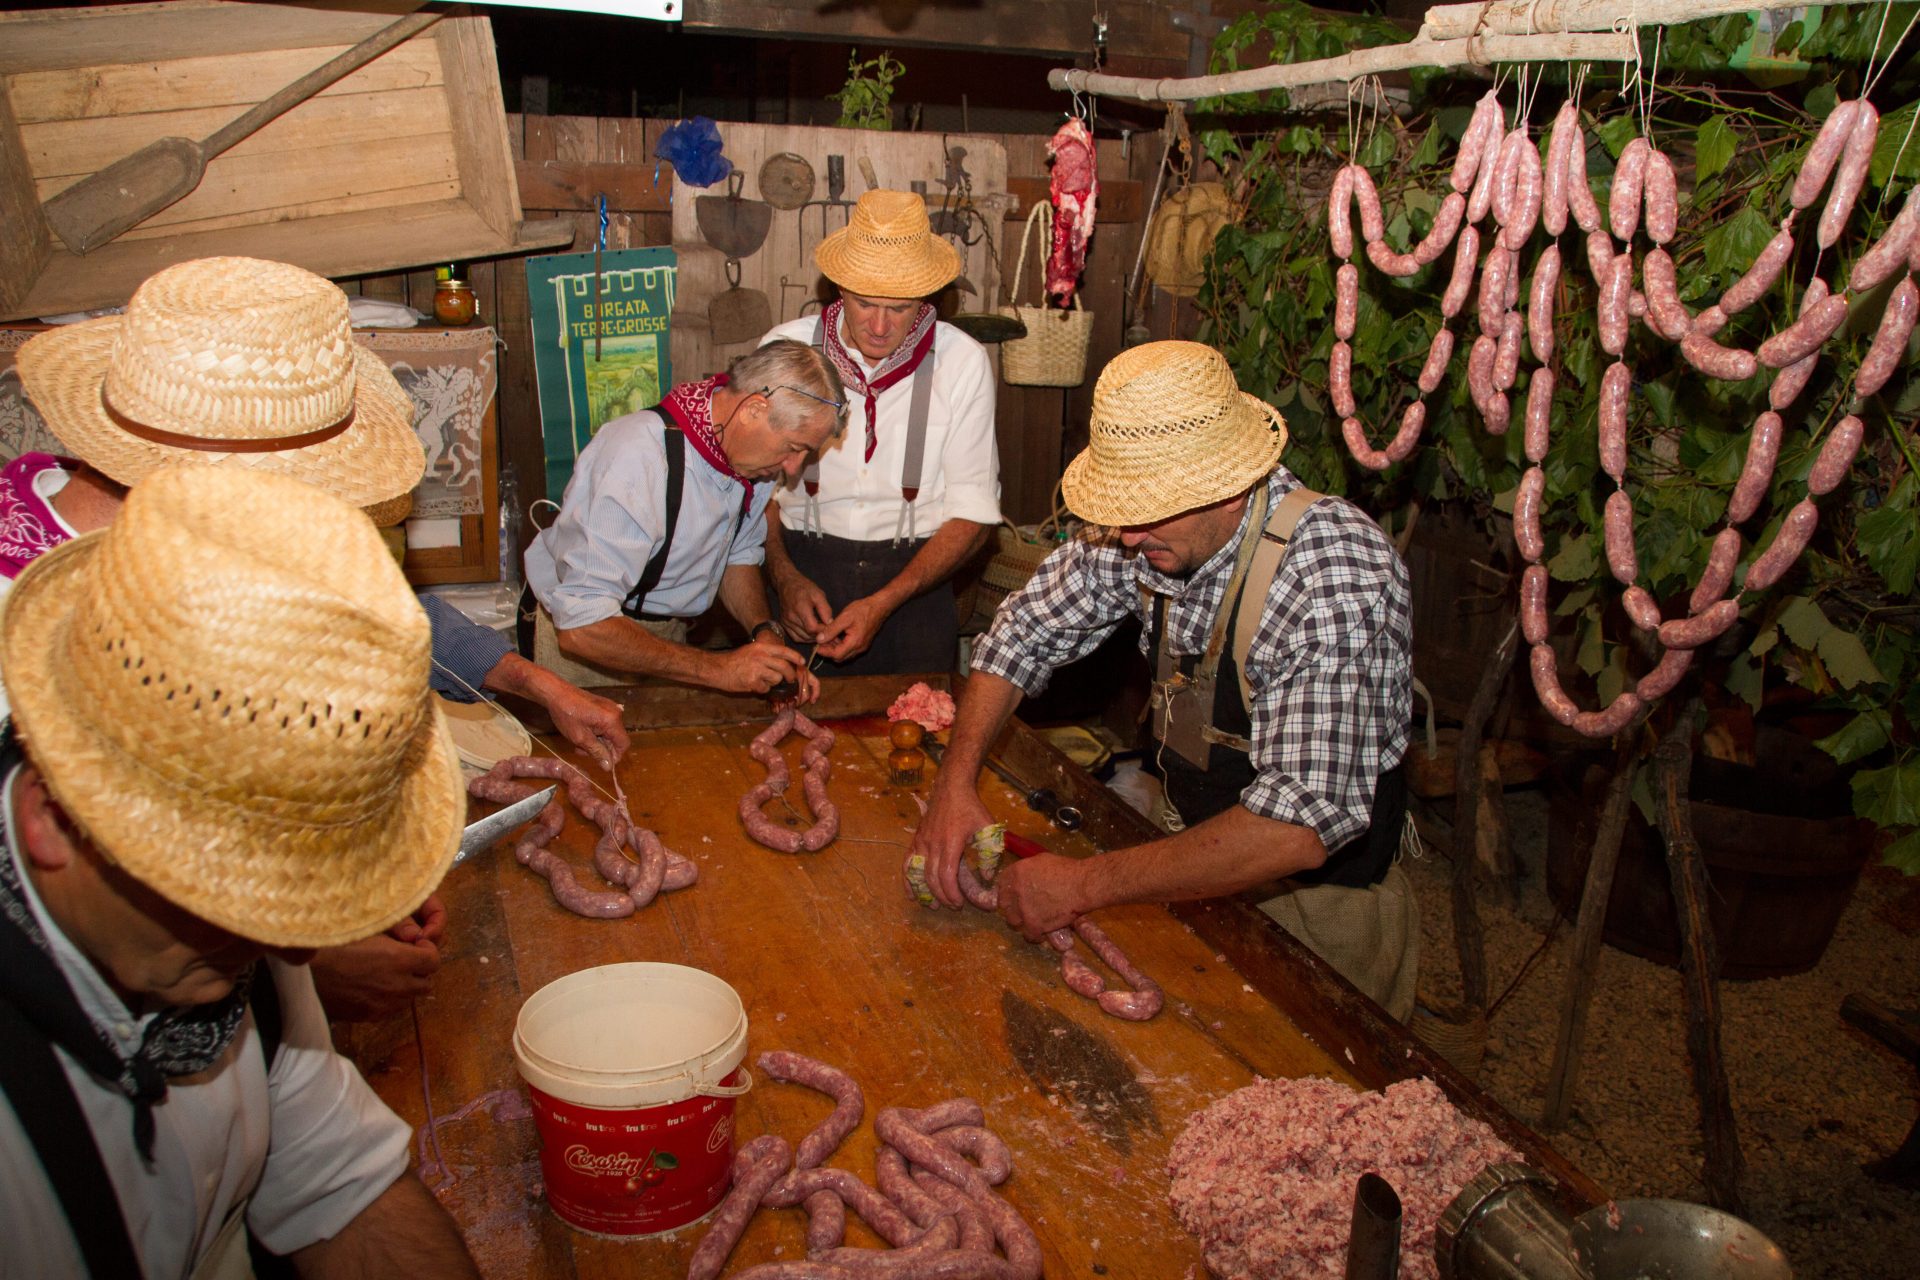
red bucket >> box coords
[513,963,752,1238]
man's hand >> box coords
[310,931,442,1022]
[815,594,893,663]
[994,853,1088,941]
[384,894,447,947]
[774,572,835,640]
[710,640,806,696]
[909,780,994,909]
[541,681,630,769]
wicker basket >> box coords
[999,201,1093,388]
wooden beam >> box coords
[515,158,670,213]
[681,0,1190,61]
[0,0,428,75]
[1004,175,1143,223]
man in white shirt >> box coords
[526,339,845,699]
[0,466,476,1278]
[760,189,1001,675]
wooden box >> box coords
[0,0,572,320]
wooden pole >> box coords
[1540,740,1639,1132]
[1652,703,1747,1214]
[1449,619,1519,1013]
[1419,0,1881,41]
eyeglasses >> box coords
[758,384,847,419]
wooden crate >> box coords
[0,0,572,319]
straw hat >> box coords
[15,257,425,510]
[1,466,462,949]
[814,190,961,299]
[1061,341,1287,526]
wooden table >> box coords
[344,674,1598,1278]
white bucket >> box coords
[513,963,752,1237]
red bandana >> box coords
[659,373,754,510]
[819,301,938,463]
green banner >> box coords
[525,247,676,499]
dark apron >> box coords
[783,532,959,676]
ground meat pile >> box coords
[1166,1076,1520,1280]
[888,681,955,732]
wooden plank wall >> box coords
[344,112,1184,557]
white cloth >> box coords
[525,409,773,629]
[0,779,412,1280]
[761,316,1001,541]
[0,463,80,723]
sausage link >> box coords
[1695,303,1728,338]
[1525,367,1555,462]
[1635,646,1696,701]
[933,1127,1015,1186]
[1599,360,1631,481]
[1850,190,1919,293]
[1743,499,1821,593]
[1418,325,1456,394]
[1442,224,1480,318]
[1641,248,1694,341]
[1529,642,1581,727]
[1521,564,1551,645]
[1643,149,1679,245]
[1414,192,1468,266]
[687,1134,794,1280]
[762,1166,922,1248]
[1495,311,1524,390]
[1809,415,1866,496]
[1598,253,1632,355]
[1604,489,1639,585]
[1792,101,1863,210]
[1529,243,1561,362]
[1350,164,1385,243]
[1366,238,1421,277]
[803,1190,846,1255]
[1681,332,1759,382]
[1572,691,1645,739]
[1857,276,1918,397]
[1568,121,1603,233]
[1492,127,1526,228]
[1480,389,1512,435]
[1503,131,1543,250]
[1328,167,1355,260]
[1658,598,1741,650]
[1480,242,1513,335]
[1330,340,1356,418]
[1452,92,1500,194]
[1342,416,1391,472]
[1610,138,1650,242]
[1585,228,1615,290]
[1690,527,1743,615]
[1819,101,1879,249]
[1543,100,1576,237]
[1384,401,1428,464]
[1727,410,1783,524]
[1623,585,1662,632]
[1468,332,1498,408]
[1757,293,1849,368]
[1514,466,1546,563]
[892,1098,986,1135]
[1721,221,1796,315]
[1335,263,1359,340]
[1468,110,1502,223]
[757,1051,865,1170]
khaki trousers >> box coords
[533,605,686,688]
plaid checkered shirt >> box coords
[971,466,1412,850]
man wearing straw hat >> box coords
[913,341,1418,1020]
[0,465,478,1278]
[8,255,630,1020]
[758,188,1001,675]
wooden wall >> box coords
[344,112,1187,564]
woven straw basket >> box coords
[999,202,1093,388]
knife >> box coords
[921,739,1083,833]
[455,785,556,864]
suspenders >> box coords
[621,426,684,620]
[803,316,937,543]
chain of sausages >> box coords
[740,708,840,852]
[467,756,696,918]
[685,1052,1044,1280]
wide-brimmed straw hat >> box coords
[815,190,961,299]
[1061,341,1288,527]
[15,256,425,511]
[1,466,462,949]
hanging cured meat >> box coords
[1046,117,1098,303]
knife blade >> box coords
[456,785,555,864]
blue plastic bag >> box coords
[652,117,731,189]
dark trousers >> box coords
[783,531,959,676]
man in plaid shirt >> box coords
[913,342,1418,1019]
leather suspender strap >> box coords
[803,316,937,506]
[622,425,685,619]
[0,990,146,1279]
[1231,486,1326,711]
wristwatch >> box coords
[750,619,787,643]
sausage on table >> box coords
[687,1135,794,1280]
[758,1051,865,1170]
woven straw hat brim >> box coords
[1,532,462,950]
[815,227,961,299]
[17,318,424,508]
[1061,392,1287,527]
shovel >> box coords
[695,170,773,260]
[710,258,772,345]
[43,7,442,254]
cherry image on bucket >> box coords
[513,963,752,1238]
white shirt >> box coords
[525,409,773,628]
[761,316,1001,542]
[0,776,413,1280]
[0,463,79,722]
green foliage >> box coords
[831,50,904,131]
[1194,6,1920,867]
